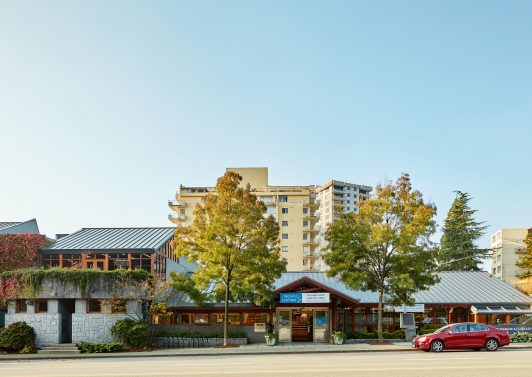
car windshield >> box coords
[433,324,453,334]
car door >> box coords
[467,324,489,348]
[445,324,469,349]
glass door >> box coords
[277,309,292,342]
[313,309,328,342]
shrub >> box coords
[110,318,150,348]
[510,332,532,343]
[79,341,123,353]
[0,321,36,353]
[344,330,404,339]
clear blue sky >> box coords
[1,1,531,260]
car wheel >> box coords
[485,338,499,352]
[431,340,444,353]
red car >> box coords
[412,322,510,352]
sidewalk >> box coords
[1,342,531,361]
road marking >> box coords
[168,362,251,366]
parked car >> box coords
[412,323,510,352]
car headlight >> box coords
[418,336,427,342]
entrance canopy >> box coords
[471,305,532,315]
[274,275,360,306]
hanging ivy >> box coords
[0,268,153,298]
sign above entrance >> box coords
[280,292,330,304]
[387,304,425,313]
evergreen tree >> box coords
[516,230,532,278]
[439,191,489,271]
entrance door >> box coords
[291,309,313,342]
[313,309,328,342]
[277,310,292,342]
[58,299,75,343]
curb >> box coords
[2,344,531,362]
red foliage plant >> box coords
[0,234,46,273]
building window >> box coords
[281,208,288,214]
[111,300,126,314]
[303,233,308,240]
[282,246,288,252]
[303,208,309,215]
[243,313,269,325]
[212,313,241,325]
[347,193,350,197]
[347,200,350,204]
[16,299,27,313]
[303,247,309,255]
[303,259,309,266]
[36,299,48,313]
[282,221,288,226]
[282,233,288,239]
[266,206,277,215]
[303,220,309,228]
[194,314,209,325]
[88,300,102,313]
[279,196,288,202]
[180,313,193,325]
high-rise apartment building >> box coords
[169,168,322,271]
[314,180,372,270]
[490,228,531,285]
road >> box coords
[1,350,532,377]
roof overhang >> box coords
[471,305,532,315]
[39,248,156,255]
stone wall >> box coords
[4,313,61,347]
[71,313,127,343]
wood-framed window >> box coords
[35,299,48,313]
[16,299,27,313]
[87,299,102,313]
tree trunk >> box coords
[377,288,383,342]
[223,282,229,347]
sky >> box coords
[0,1,531,266]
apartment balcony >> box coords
[303,213,318,222]
[168,212,186,224]
[303,199,319,209]
[302,227,319,234]
[168,200,186,211]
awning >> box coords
[471,305,532,315]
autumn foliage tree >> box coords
[323,174,439,341]
[172,172,286,346]
[0,234,45,273]
[516,230,532,278]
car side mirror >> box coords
[446,330,452,334]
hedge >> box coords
[79,341,123,353]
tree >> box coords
[439,191,489,271]
[516,230,532,278]
[0,234,46,273]
[172,172,286,346]
[322,173,438,341]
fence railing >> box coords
[152,336,248,348]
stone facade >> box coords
[5,298,143,346]
[72,313,127,343]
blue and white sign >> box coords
[386,304,425,313]
[280,293,330,304]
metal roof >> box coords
[275,271,532,305]
[41,227,175,252]
[0,219,40,234]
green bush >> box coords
[345,330,405,339]
[152,331,247,339]
[417,325,440,335]
[510,332,532,343]
[79,341,123,353]
[0,321,36,353]
[111,319,150,348]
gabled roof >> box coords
[275,271,532,305]
[0,219,40,234]
[40,227,175,252]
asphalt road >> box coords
[1,349,532,377]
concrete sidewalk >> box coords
[1,342,532,361]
